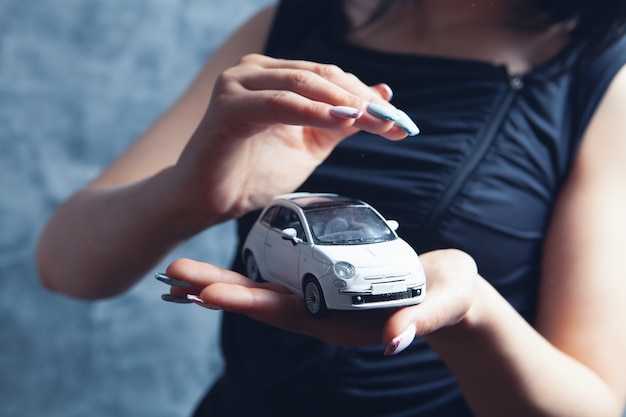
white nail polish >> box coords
[384,324,416,356]
[367,102,400,121]
[186,294,222,310]
[395,110,420,136]
[186,294,205,304]
[330,106,363,119]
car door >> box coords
[251,205,279,279]
[264,207,305,293]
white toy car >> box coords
[242,193,426,318]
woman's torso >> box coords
[195,1,626,416]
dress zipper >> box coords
[419,75,524,243]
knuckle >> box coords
[287,69,316,90]
[215,69,232,84]
[217,66,240,86]
[343,71,359,82]
[267,90,295,111]
[238,53,263,65]
[212,72,239,101]
[316,63,344,79]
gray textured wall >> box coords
[0,1,273,416]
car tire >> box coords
[303,277,328,318]
[245,253,263,282]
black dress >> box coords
[194,1,626,416]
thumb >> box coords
[381,249,479,355]
[381,306,427,356]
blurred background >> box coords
[0,1,273,416]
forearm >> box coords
[36,167,213,299]
[426,277,623,417]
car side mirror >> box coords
[280,228,300,244]
[387,220,399,231]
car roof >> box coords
[275,193,367,210]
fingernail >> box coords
[155,273,192,288]
[367,102,400,121]
[384,324,416,356]
[395,110,420,136]
[161,294,193,304]
[186,294,222,310]
[330,105,363,119]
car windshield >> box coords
[305,205,396,245]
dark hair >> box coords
[537,0,626,48]
[366,0,626,54]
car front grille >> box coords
[351,288,422,305]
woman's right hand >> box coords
[169,54,412,227]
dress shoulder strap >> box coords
[572,36,626,141]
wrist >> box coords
[153,166,222,240]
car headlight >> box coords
[333,261,355,279]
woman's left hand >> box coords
[164,249,478,354]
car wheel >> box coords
[303,277,328,318]
[245,253,263,282]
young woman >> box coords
[37,1,626,415]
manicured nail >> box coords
[384,324,416,356]
[367,102,400,121]
[155,273,192,288]
[186,294,222,310]
[161,294,193,304]
[395,110,420,136]
[330,106,363,119]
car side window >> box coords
[272,207,306,241]
[261,206,279,226]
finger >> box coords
[198,281,308,332]
[218,88,410,141]
[218,73,374,133]
[227,57,414,138]
[237,67,366,108]
[241,57,413,133]
[240,55,382,101]
[382,250,478,354]
[221,89,364,130]
[198,280,389,346]
[165,258,256,288]
[371,82,394,101]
